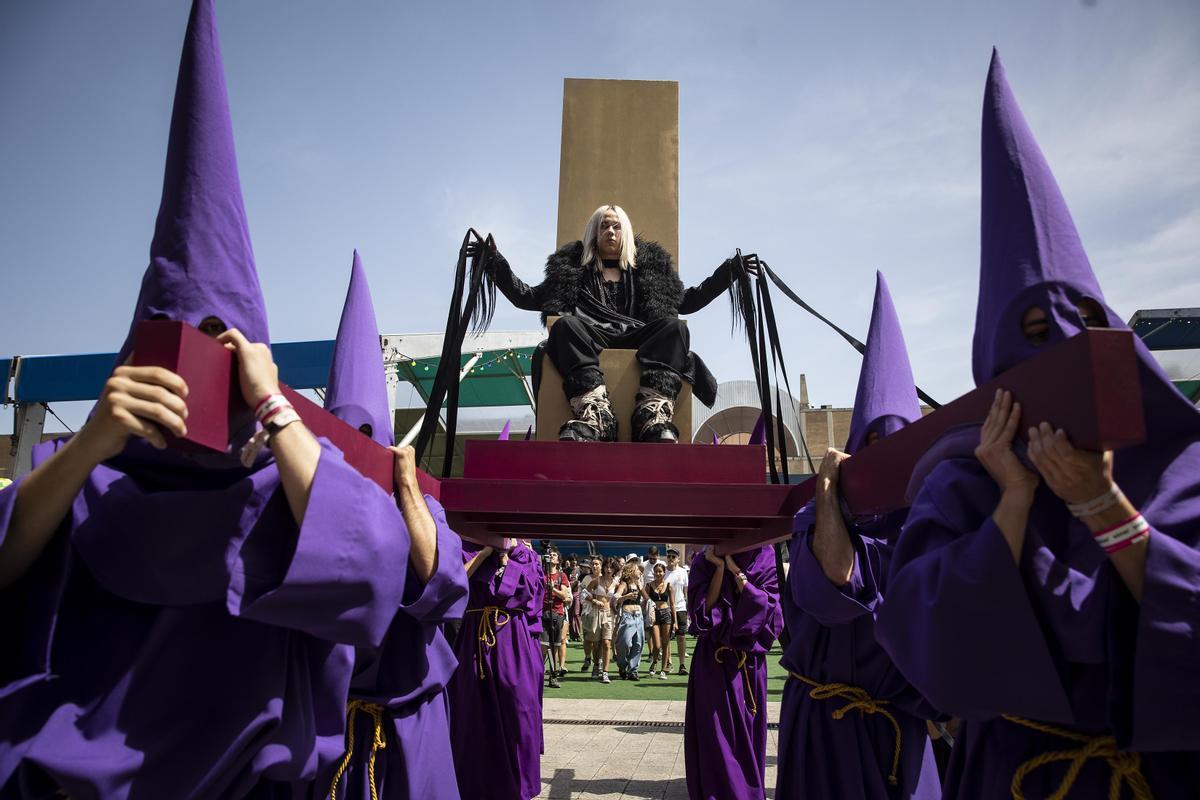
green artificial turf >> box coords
[541,637,790,702]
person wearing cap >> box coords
[0,2,411,795]
[775,272,942,799]
[876,51,1200,798]
[664,548,691,675]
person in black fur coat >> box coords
[472,204,754,442]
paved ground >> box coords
[536,698,782,800]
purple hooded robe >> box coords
[447,542,545,800]
[776,271,942,799]
[875,50,1200,798]
[684,546,783,800]
[0,3,410,796]
[317,252,469,800]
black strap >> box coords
[414,229,497,476]
[760,262,940,409]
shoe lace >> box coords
[571,386,611,430]
[636,389,674,435]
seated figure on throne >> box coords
[473,204,753,442]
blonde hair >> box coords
[581,205,637,271]
[620,561,641,584]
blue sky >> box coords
[2,0,1197,433]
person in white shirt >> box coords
[642,546,665,584]
[663,548,690,674]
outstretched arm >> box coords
[468,240,547,312]
[678,254,760,315]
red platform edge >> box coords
[132,320,394,495]
[129,322,1146,555]
[837,328,1145,515]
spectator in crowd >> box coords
[582,556,619,683]
[540,550,571,688]
[644,545,665,579]
[645,561,677,678]
[580,556,603,670]
[613,561,648,680]
[664,548,690,674]
[567,558,584,642]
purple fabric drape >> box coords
[0,437,409,798]
[447,543,545,800]
[683,547,782,800]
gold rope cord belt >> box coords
[715,646,759,717]
[466,605,511,680]
[329,700,388,800]
[1002,715,1153,800]
[789,671,902,786]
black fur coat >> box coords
[489,237,728,406]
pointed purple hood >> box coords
[973,48,1200,510]
[973,49,1105,386]
[117,0,268,363]
[325,251,392,447]
[748,415,766,446]
[845,271,921,455]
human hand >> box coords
[975,390,1038,496]
[739,252,761,276]
[465,238,496,260]
[1026,422,1113,505]
[389,444,419,493]
[818,448,849,492]
[80,363,189,458]
[217,329,280,408]
[704,545,724,567]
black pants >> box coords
[546,315,689,389]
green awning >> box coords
[1175,380,1200,402]
[394,347,538,409]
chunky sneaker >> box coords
[632,388,679,443]
[657,671,668,680]
[630,670,640,681]
[678,665,688,676]
[600,672,611,684]
[548,675,561,689]
[560,385,618,442]
[581,659,592,673]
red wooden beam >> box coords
[837,328,1144,515]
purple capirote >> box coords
[325,250,394,447]
[115,0,269,366]
[776,269,940,800]
[447,542,545,800]
[844,271,922,455]
[316,250,469,799]
[875,49,1200,798]
[684,546,782,800]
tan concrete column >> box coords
[556,79,679,264]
